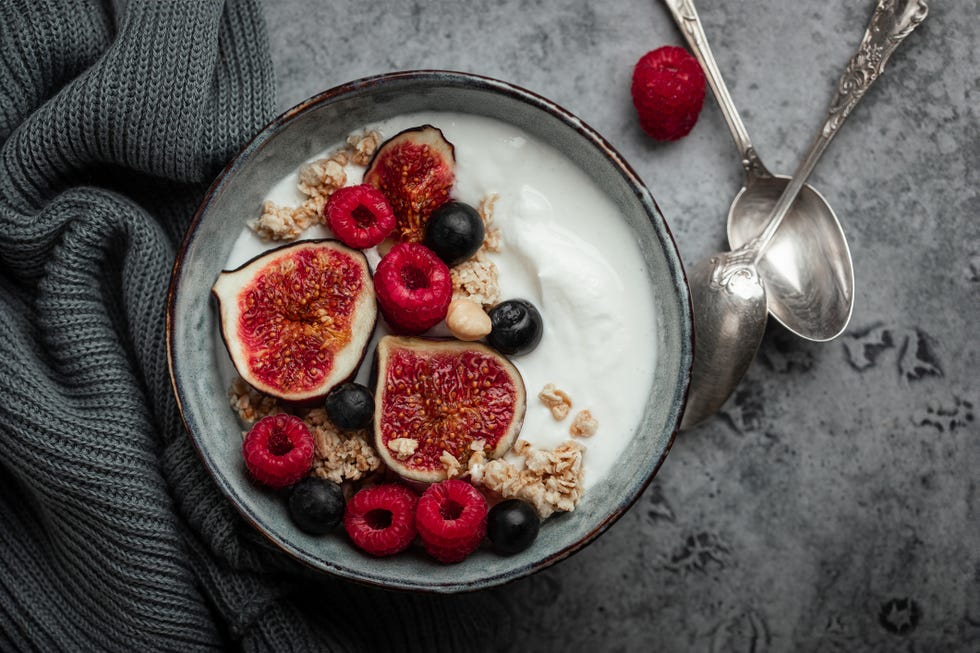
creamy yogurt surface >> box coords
[220,111,658,489]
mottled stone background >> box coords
[263,0,978,650]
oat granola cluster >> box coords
[228,376,286,426]
[569,409,598,437]
[539,383,573,421]
[440,450,463,479]
[450,253,500,309]
[537,383,599,438]
[478,193,502,253]
[469,439,585,518]
[305,408,381,484]
[386,437,419,461]
[346,130,381,166]
[296,152,347,203]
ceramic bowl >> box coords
[167,70,692,592]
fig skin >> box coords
[364,125,456,243]
[372,336,527,484]
[213,239,377,405]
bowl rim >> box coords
[166,69,693,592]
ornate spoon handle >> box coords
[742,0,929,266]
[663,0,768,178]
[823,0,929,138]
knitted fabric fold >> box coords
[0,1,506,650]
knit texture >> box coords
[0,1,504,650]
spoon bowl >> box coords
[681,254,767,429]
[728,175,853,341]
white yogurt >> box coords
[221,112,658,489]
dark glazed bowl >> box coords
[167,70,692,592]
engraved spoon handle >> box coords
[663,0,768,178]
[745,0,929,265]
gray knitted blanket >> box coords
[0,1,501,650]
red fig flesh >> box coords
[364,125,455,243]
[213,239,376,403]
[374,336,526,483]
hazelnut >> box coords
[446,298,492,341]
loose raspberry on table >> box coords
[631,45,706,141]
[242,413,315,489]
[326,184,397,249]
[416,480,488,563]
[374,242,452,334]
[344,484,418,556]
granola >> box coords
[305,408,382,484]
[228,377,283,424]
[450,251,500,309]
[346,130,382,166]
[387,437,419,461]
[440,450,463,479]
[249,200,321,241]
[468,439,584,518]
[569,409,598,437]
[297,152,348,201]
[478,193,502,253]
[538,383,573,421]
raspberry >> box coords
[631,46,706,141]
[416,480,488,563]
[242,413,314,488]
[344,484,418,556]
[373,242,452,334]
[326,184,396,248]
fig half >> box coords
[213,239,376,404]
[374,336,526,483]
[364,125,455,243]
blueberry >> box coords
[486,299,543,356]
[325,382,374,430]
[487,499,539,555]
[423,201,485,266]
[288,477,345,535]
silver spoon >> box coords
[664,0,855,345]
[677,0,929,429]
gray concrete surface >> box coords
[263,1,978,650]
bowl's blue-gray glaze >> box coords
[167,70,692,592]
